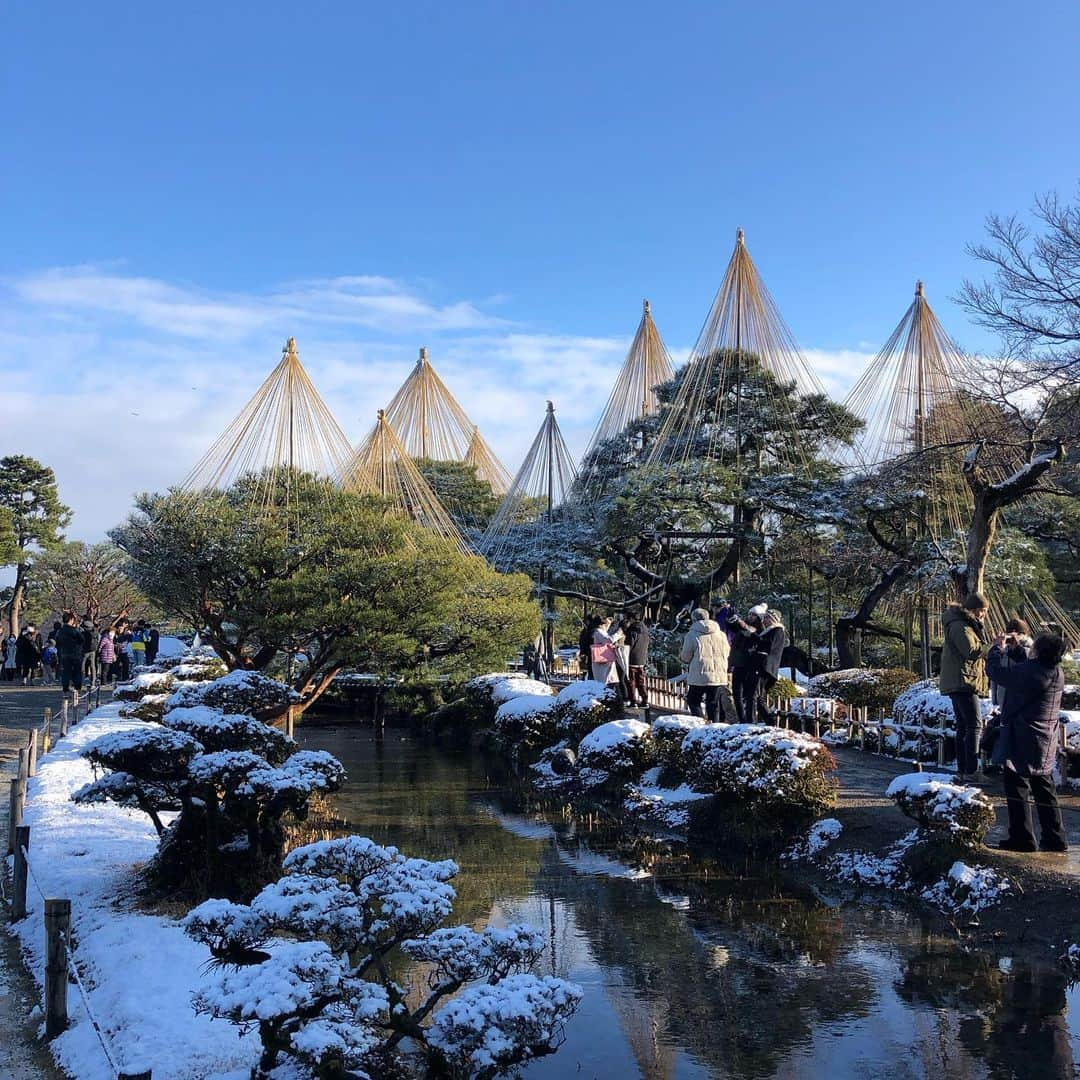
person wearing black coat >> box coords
[15,629,41,684]
[53,612,85,693]
[729,606,765,723]
[987,632,1068,853]
[741,609,786,724]
[623,618,650,707]
[146,625,160,664]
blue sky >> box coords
[4,1,1079,538]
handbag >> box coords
[590,642,616,665]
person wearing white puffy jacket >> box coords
[680,608,735,724]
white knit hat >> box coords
[749,603,768,617]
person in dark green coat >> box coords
[939,593,989,780]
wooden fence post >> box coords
[27,728,38,778]
[17,746,29,783]
[8,774,27,855]
[60,701,70,738]
[44,898,71,1037]
[12,825,30,921]
[42,708,52,754]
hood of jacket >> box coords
[942,604,982,633]
[688,618,723,638]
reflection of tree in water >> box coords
[898,941,1076,1080]
[527,830,877,1079]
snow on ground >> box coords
[156,636,186,658]
[6,702,259,1080]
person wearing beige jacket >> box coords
[680,608,735,724]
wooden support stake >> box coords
[9,774,27,855]
[12,825,30,920]
[44,898,71,1038]
[27,729,38,778]
[285,705,296,740]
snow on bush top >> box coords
[680,723,837,814]
[163,705,296,763]
[83,725,203,779]
[495,694,557,725]
[651,714,707,736]
[466,673,555,706]
[166,669,300,716]
[579,718,650,756]
[921,860,1011,916]
[887,772,995,847]
[893,680,990,729]
[113,670,176,699]
[807,667,919,710]
[427,973,584,1076]
[555,680,616,713]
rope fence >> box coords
[2,688,153,1080]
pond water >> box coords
[301,724,1080,1079]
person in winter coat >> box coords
[743,609,786,723]
[729,605,766,722]
[591,617,625,690]
[680,608,734,724]
[97,628,118,685]
[579,616,600,679]
[623,617,651,707]
[982,618,1034,769]
[41,641,58,683]
[54,611,85,693]
[987,632,1068,852]
[146,624,160,665]
[81,618,100,686]
[3,634,17,681]
[15,628,41,684]
[939,594,989,780]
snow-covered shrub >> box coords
[826,828,921,888]
[893,680,990,729]
[184,836,582,1080]
[162,705,295,764]
[807,667,919,711]
[113,670,177,701]
[577,719,653,776]
[165,668,300,718]
[465,673,554,714]
[170,655,229,682]
[920,861,1011,917]
[73,701,343,900]
[623,771,709,831]
[1061,943,1080,974]
[117,693,171,723]
[552,680,620,736]
[650,714,707,766]
[784,818,843,861]
[681,724,837,817]
[493,694,559,747]
[886,773,995,849]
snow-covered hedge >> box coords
[680,723,837,816]
[893,680,990,729]
[807,667,919,711]
[920,861,1011,916]
[465,673,554,710]
[163,705,296,764]
[117,692,171,723]
[165,669,300,718]
[577,719,653,775]
[650,714,707,766]
[784,818,843,862]
[113,670,177,701]
[493,694,559,746]
[552,680,620,734]
[886,772,995,849]
[183,835,582,1079]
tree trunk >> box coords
[6,565,26,636]
[835,558,912,669]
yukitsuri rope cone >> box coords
[341,409,469,551]
[180,337,356,514]
[479,401,580,568]
[648,228,831,471]
[584,298,675,455]
[843,282,1078,640]
[383,346,512,493]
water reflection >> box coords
[302,724,1078,1079]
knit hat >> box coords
[749,603,768,618]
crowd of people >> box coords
[577,601,788,725]
[2,614,160,692]
[940,592,1069,854]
